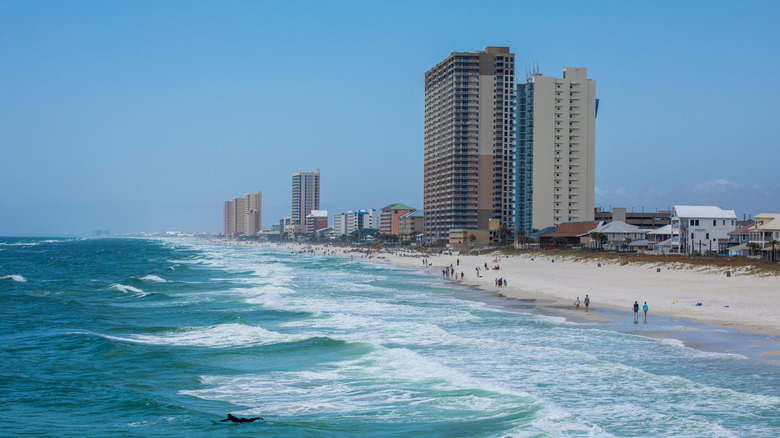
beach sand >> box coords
[375,251,780,338]
[211,240,780,353]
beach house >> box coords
[589,220,648,251]
[749,214,780,261]
[671,205,737,254]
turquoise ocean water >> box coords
[1,237,778,437]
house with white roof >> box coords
[646,224,676,254]
[671,205,737,254]
[749,214,780,261]
[589,221,648,250]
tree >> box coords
[498,223,511,246]
[622,237,632,251]
[590,232,607,250]
[515,230,530,249]
[770,239,779,262]
[746,242,761,256]
[469,234,477,246]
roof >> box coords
[673,205,736,219]
[729,223,755,235]
[647,224,674,235]
[545,221,601,237]
[382,203,415,211]
[401,210,424,218]
[753,214,780,231]
[592,221,645,234]
[627,239,649,247]
[529,226,557,238]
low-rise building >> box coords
[589,221,647,250]
[540,221,601,249]
[305,210,328,236]
[671,205,737,254]
[399,210,424,239]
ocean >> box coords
[1,237,778,437]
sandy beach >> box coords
[373,251,780,338]
[213,240,780,344]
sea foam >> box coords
[1,274,27,282]
[140,275,168,283]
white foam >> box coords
[657,337,748,360]
[109,283,148,296]
[98,323,309,348]
[140,275,168,283]
[1,274,27,282]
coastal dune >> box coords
[378,252,780,337]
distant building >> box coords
[594,207,670,229]
[424,47,516,245]
[244,192,262,236]
[332,209,380,236]
[399,210,424,238]
[292,169,320,233]
[305,210,328,235]
[539,221,601,249]
[671,205,737,254]
[379,204,416,235]
[589,220,647,250]
[517,67,597,232]
[223,192,262,237]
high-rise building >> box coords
[244,192,262,236]
[424,47,516,245]
[517,67,596,232]
[292,169,320,233]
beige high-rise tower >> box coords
[292,169,320,233]
[517,67,596,231]
[424,47,516,245]
[244,192,262,236]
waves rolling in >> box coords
[1,237,778,437]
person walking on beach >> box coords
[633,301,639,322]
[643,301,648,322]
[584,295,590,312]
[574,297,580,310]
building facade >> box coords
[244,192,262,236]
[379,203,416,235]
[424,46,516,245]
[292,169,321,233]
[517,67,597,232]
[671,205,737,254]
[305,210,329,235]
[332,209,380,236]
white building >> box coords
[671,205,737,254]
[517,67,597,232]
[332,209,380,237]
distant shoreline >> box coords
[198,239,780,356]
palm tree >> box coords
[469,234,477,246]
[770,239,779,262]
[590,232,607,250]
[498,223,511,246]
[622,237,633,251]
[746,242,761,256]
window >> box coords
[713,220,717,226]
[706,233,709,239]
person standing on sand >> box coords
[643,301,648,321]
[633,301,639,322]
[584,295,590,312]
[574,297,580,309]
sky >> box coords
[1,0,778,236]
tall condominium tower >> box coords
[244,191,262,236]
[517,67,596,232]
[292,169,320,232]
[424,47,516,245]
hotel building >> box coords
[292,169,321,233]
[516,67,596,232]
[424,46,516,245]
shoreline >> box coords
[199,239,780,357]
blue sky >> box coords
[1,1,778,235]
